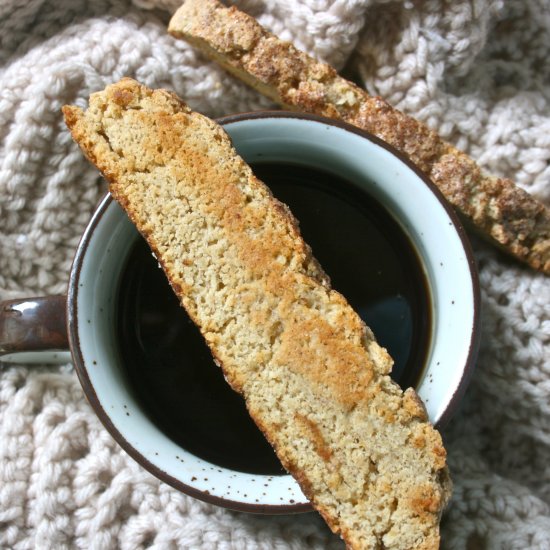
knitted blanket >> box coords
[1,1,549,548]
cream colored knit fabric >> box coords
[0,1,549,549]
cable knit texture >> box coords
[0,1,549,549]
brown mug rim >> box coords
[66,110,481,513]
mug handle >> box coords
[0,296,71,364]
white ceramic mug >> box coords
[0,112,480,513]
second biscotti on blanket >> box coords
[168,0,550,275]
[63,78,451,550]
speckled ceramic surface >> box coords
[65,113,479,512]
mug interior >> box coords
[68,112,479,513]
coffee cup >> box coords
[0,112,480,512]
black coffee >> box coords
[117,162,431,476]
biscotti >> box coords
[168,0,550,275]
[64,78,452,550]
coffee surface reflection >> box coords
[117,162,431,475]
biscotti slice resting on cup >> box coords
[168,0,550,276]
[63,78,451,550]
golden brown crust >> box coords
[169,0,550,275]
[64,78,451,550]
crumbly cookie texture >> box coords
[63,78,452,550]
[168,0,550,275]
